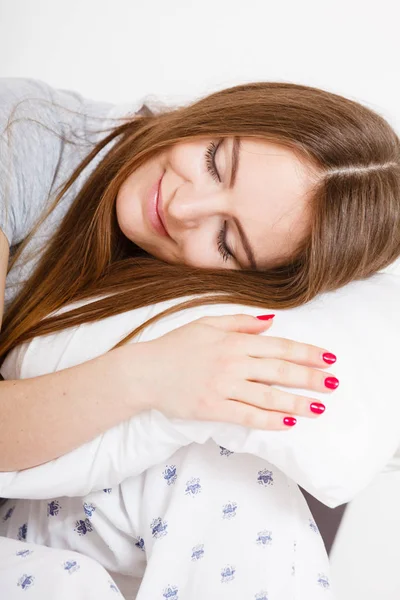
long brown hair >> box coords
[1,81,400,365]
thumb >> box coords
[196,313,275,333]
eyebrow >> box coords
[229,137,258,271]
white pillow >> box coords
[1,272,400,508]
[379,256,400,276]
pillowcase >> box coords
[1,272,400,508]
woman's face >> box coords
[115,137,318,271]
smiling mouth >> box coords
[147,171,169,238]
[156,172,169,236]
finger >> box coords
[227,379,326,418]
[195,313,275,334]
[213,399,297,431]
[230,331,336,368]
[242,357,339,394]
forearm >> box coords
[0,344,149,472]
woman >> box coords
[0,77,399,598]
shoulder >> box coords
[0,78,115,247]
[0,78,147,248]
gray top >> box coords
[0,77,144,311]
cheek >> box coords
[182,231,218,268]
[115,176,139,239]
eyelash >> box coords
[205,140,233,264]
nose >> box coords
[168,187,227,232]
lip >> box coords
[147,171,168,237]
[156,173,169,236]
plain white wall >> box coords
[1,0,399,129]
[1,0,399,597]
[330,471,400,600]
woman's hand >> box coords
[133,314,338,431]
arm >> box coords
[0,343,150,472]
[0,217,149,472]
[0,231,151,472]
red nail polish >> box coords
[257,314,275,320]
[283,416,297,427]
[310,402,326,414]
[325,377,339,390]
[323,352,337,364]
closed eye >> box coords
[204,140,236,265]
[205,140,221,183]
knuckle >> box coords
[217,354,241,380]
[309,368,322,390]
[232,314,243,327]
[218,350,246,381]
[274,388,296,414]
[276,359,291,380]
[281,337,296,356]
[262,385,275,409]
[206,371,226,400]
[300,366,314,389]
[227,379,239,400]
[215,334,238,361]
[305,345,317,363]
[293,396,307,415]
[213,349,229,371]
[245,408,274,430]
[241,409,257,428]
[283,392,297,414]
[269,415,286,431]
[261,412,280,431]
[213,340,234,366]
[196,388,226,419]
[195,393,215,416]
[226,332,244,353]
[191,317,210,332]
[260,413,275,430]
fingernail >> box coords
[322,352,337,364]
[283,416,297,427]
[325,376,339,390]
[310,402,326,414]
[256,314,275,321]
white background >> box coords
[1,0,399,597]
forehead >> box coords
[233,138,316,267]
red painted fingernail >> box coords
[256,314,275,320]
[310,402,326,414]
[323,352,337,364]
[325,377,339,390]
[283,416,297,427]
